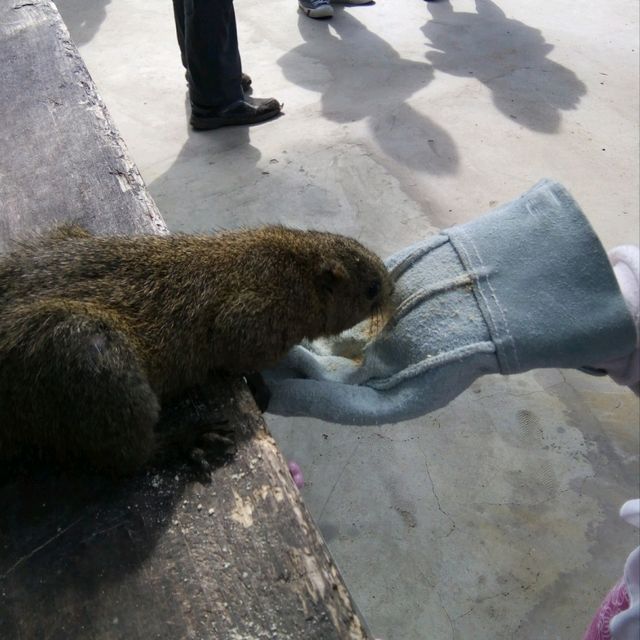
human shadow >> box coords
[278,8,458,174]
[423,0,587,133]
[54,0,111,46]
[147,94,263,232]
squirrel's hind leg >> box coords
[0,300,159,476]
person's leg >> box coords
[179,0,243,110]
[173,0,252,93]
[173,0,281,128]
[172,0,187,69]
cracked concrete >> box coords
[54,0,639,638]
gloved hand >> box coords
[264,180,637,425]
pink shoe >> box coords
[583,580,630,640]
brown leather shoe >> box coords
[190,96,282,130]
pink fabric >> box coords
[288,461,304,488]
[583,580,631,640]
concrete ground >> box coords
[55,1,639,638]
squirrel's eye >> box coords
[366,280,381,300]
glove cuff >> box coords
[446,179,637,374]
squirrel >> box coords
[0,224,392,475]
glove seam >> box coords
[388,234,449,281]
[449,228,521,373]
[366,341,496,390]
[388,272,478,329]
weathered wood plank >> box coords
[1,379,369,640]
[0,1,371,638]
[0,0,166,246]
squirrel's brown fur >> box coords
[0,225,391,475]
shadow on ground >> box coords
[54,0,111,46]
[147,93,264,231]
[279,8,459,174]
[423,0,587,133]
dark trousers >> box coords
[172,0,243,109]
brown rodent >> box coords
[0,224,391,475]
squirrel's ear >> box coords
[318,260,348,294]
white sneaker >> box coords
[298,0,334,18]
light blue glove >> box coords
[264,180,637,425]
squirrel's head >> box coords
[312,232,393,336]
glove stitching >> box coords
[387,272,478,329]
[452,229,521,373]
[367,341,496,390]
[388,234,449,282]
